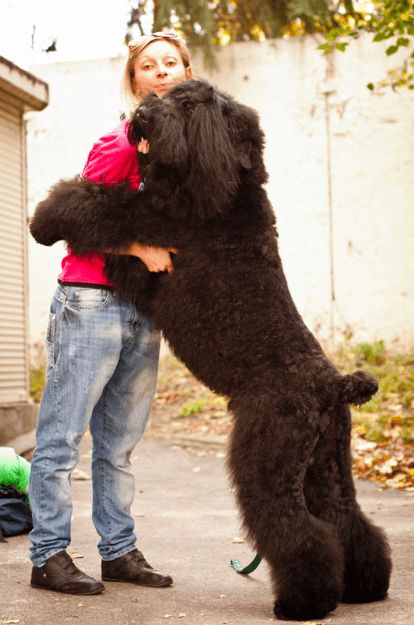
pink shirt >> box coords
[58,119,140,287]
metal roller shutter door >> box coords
[0,96,28,404]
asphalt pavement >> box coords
[1,434,413,625]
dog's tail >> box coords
[335,370,378,405]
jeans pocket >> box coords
[65,287,112,310]
[46,313,56,365]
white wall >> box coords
[26,35,414,350]
[26,57,124,344]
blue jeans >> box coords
[29,285,160,566]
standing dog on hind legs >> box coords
[30,78,392,621]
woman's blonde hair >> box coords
[120,32,193,119]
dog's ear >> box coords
[185,94,240,218]
[231,104,268,184]
[236,142,253,170]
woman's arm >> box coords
[106,241,177,273]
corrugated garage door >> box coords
[0,94,28,404]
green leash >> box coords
[230,553,262,574]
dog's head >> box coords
[129,80,267,220]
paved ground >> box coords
[1,434,413,625]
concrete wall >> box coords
[26,35,414,351]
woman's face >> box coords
[132,39,191,99]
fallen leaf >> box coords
[231,537,245,544]
[67,551,84,559]
[0,620,20,624]
[163,615,172,619]
[77,602,85,607]
[178,614,186,618]
[354,439,377,451]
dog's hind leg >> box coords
[304,404,392,604]
[227,396,344,621]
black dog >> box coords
[30,79,392,621]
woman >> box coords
[29,32,193,596]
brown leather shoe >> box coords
[101,549,173,587]
[31,551,104,595]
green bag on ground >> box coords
[0,447,31,496]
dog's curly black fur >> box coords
[30,79,392,621]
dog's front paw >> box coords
[29,219,62,246]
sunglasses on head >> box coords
[151,31,178,38]
[128,31,178,48]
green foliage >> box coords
[30,366,46,403]
[319,1,414,90]
[29,341,47,403]
[354,340,386,366]
[153,0,217,65]
[179,398,209,417]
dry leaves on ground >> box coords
[147,345,414,490]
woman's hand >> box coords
[128,242,178,273]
